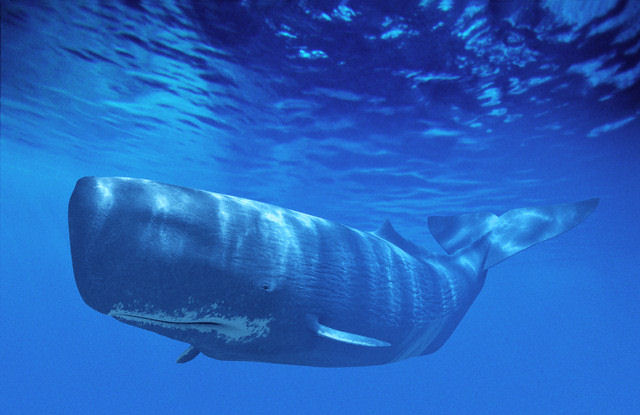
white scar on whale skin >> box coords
[109,305,272,344]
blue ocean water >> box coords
[1,0,639,413]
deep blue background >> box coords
[2,1,639,413]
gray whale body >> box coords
[69,176,598,367]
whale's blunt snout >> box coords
[69,176,148,315]
[69,177,114,314]
[68,177,217,316]
[68,177,103,270]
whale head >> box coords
[68,177,306,361]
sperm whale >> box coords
[68,176,598,366]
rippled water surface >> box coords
[1,1,639,413]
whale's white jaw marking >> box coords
[109,309,272,343]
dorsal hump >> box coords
[374,220,425,258]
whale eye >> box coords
[259,279,276,292]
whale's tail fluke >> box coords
[428,198,599,271]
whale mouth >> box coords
[108,309,274,342]
[110,312,225,332]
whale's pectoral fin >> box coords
[176,345,200,363]
[307,315,390,347]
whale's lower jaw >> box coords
[110,312,224,332]
[108,310,273,343]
